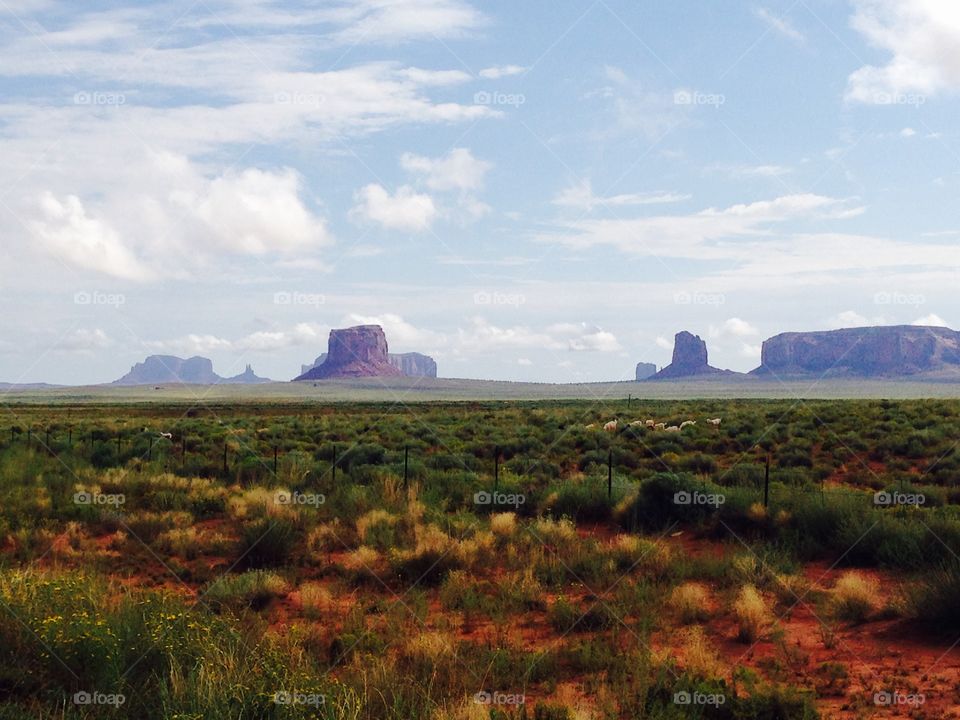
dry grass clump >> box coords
[456,530,495,571]
[299,581,333,618]
[670,582,712,624]
[610,535,672,576]
[530,517,578,551]
[489,512,517,539]
[356,509,398,549]
[306,519,350,553]
[830,571,878,623]
[733,584,769,642]
[680,626,724,679]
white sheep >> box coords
[628,420,645,427]
[665,425,681,433]
[584,423,597,430]
[654,422,666,431]
[604,420,618,432]
[158,432,173,440]
[707,418,722,426]
[680,420,696,430]
[645,419,656,428]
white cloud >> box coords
[538,194,859,257]
[754,7,805,43]
[517,357,532,365]
[401,147,491,192]
[344,313,445,349]
[144,323,326,356]
[847,0,960,103]
[350,184,438,232]
[655,336,673,350]
[57,328,112,352]
[552,179,690,212]
[710,318,759,339]
[547,322,622,352]
[900,127,917,137]
[914,313,950,327]
[334,0,486,43]
[29,193,153,281]
[478,64,526,79]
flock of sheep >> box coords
[585,417,721,433]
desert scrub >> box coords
[669,582,712,623]
[237,515,300,568]
[489,511,517,541]
[830,571,878,623]
[203,570,289,611]
[678,625,724,679]
[734,584,769,642]
[390,523,461,585]
[298,581,333,618]
[610,534,672,576]
[355,509,398,550]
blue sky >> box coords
[0,0,957,384]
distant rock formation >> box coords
[635,362,657,381]
[222,364,271,384]
[113,356,271,385]
[650,331,735,379]
[752,325,960,377]
[302,351,437,378]
[295,325,404,380]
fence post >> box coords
[117,432,121,458]
[223,442,228,474]
[148,436,153,462]
[68,429,72,448]
[494,445,499,493]
[27,429,31,451]
[181,436,186,469]
[273,446,278,475]
[46,428,51,452]
[403,444,409,490]
[332,444,337,485]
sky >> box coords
[0,0,958,385]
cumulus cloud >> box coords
[344,313,445,349]
[709,317,759,339]
[144,323,325,355]
[350,184,438,232]
[401,148,491,192]
[29,194,153,281]
[456,318,621,354]
[846,0,960,103]
[914,313,950,327]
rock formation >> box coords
[295,325,404,380]
[650,331,734,379]
[635,362,657,381]
[113,356,271,385]
[222,364,271,384]
[302,351,437,378]
[752,325,960,377]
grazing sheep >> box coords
[707,418,722,426]
[628,420,645,427]
[604,420,618,432]
[654,423,667,430]
[665,425,681,433]
[158,432,173,440]
[680,420,696,430]
[585,423,597,430]
[645,419,656,428]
